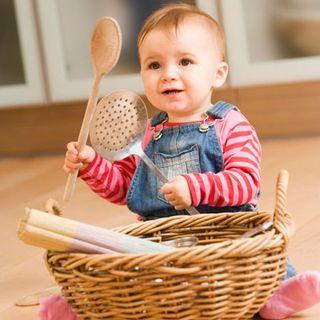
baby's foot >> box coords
[259,271,320,319]
[38,294,81,320]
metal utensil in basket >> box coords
[45,170,295,320]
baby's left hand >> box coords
[161,176,192,210]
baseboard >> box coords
[1,80,320,156]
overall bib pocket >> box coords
[154,144,201,203]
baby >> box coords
[41,3,320,320]
[65,5,260,219]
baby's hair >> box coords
[137,3,226,61]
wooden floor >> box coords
[1,136,320,319]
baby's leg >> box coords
[38,294,81,320]
[259,271,320,319]
[282,257,297,281]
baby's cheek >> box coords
[142,83,155,101]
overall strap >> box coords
[207,101,239,119]
[151,112,168,127]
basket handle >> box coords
[273,170,296,246]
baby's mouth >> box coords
[162,89,183,95]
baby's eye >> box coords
[180,59,192,66]
[148,62,160,70]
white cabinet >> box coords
[2,0,320,107]
[35,0,219,102]
[35,0,143,102]
[220,0,320,86]
[0,0,45,108]
[0,0,219,107]
[0,0,217,107]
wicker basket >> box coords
[45,170,295,320]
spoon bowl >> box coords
[91,17,122,76]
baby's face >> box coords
[139,18,227,122]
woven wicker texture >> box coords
[46,170,294,319]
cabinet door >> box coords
[0,0,45,108]
[220,0,320,86]
[35,0,219,102]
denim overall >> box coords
[126,101,253,220]
[126,100,297,280]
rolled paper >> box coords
[19,223,117,254]
[18,208,174,254]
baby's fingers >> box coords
[66,142,79,154]
[173,204,185,211]
[161,183,172,195]
[65,150,79,162]
[63,163,73,174]
[63,162,83,174]
[65,158,83,169]
[165,194,176,202]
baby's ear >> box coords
[213,62,228,88]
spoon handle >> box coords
[64,74,101,202]
[140,153,200,215]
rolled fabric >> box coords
[19,223,117,254]
[18,208,174,254]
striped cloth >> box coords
[79,109,261,208]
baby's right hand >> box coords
[63,142,95,174]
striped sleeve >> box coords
[78,152,138,205]
[182,111,261,208]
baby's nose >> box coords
[161,65,178,82]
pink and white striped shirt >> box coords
[79,109,261,208]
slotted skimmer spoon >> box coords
[64,17,122,202]
[89,90,200,215]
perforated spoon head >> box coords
[90,90,147,161]
[91,17,122,77]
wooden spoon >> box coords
[63,17,122,201]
